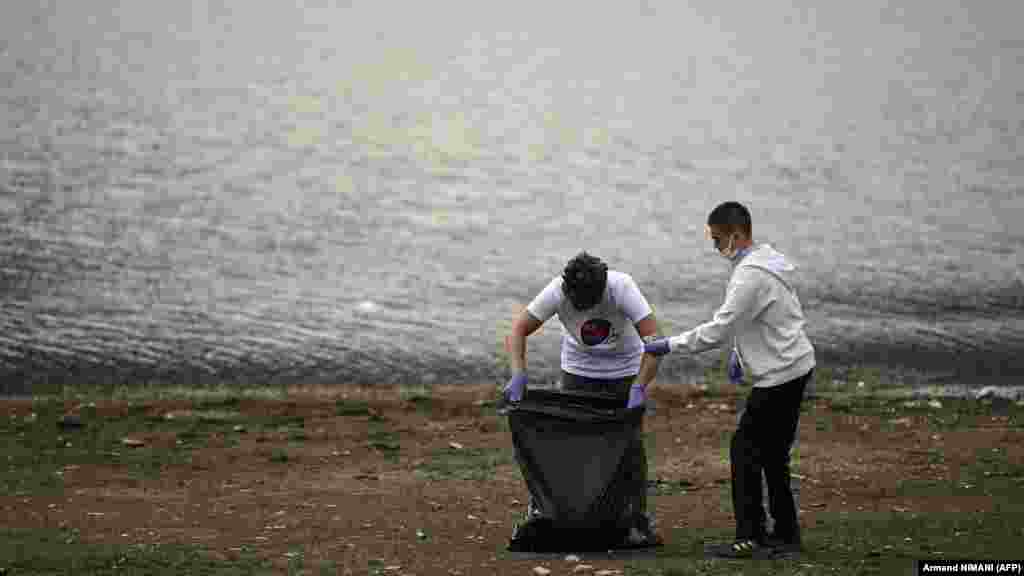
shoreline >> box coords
[2,376,1022,403]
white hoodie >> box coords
[667,243,815,388]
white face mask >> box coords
[706,225,740,260]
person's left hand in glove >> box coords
[627,383,646,408]
[727,348,744,385]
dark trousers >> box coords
[731,369,812,542]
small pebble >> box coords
[533,567,551,576]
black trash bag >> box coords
[503,388,660,552]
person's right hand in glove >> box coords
[727,348,744,385]
[503,372,527,403]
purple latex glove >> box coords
[728,348,744,385]
[504,372,527,403]
[627,384,646,408]
[643,338,671,357]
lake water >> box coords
[1,0,1022,394]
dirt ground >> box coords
[2,383,1022,575]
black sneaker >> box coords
[763,532,802,556]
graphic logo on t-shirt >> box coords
[580,318,612,346]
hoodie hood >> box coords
[736,243,797,292]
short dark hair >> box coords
[562,251,608,311]
[707,201,752,238]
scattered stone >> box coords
[595,570,622,576]
[976,386,999,400]
[416,529,427,540]
[573,565,594,573]
[857,381,866,389]
[233,425,246,433]
[890,417,913,426]
[928,400,943,409]
[121,438,145,448]
[533,566,551,576]
[511,499,521,505]
[902,401,921,408]
[467,514,479,521]
[449,442,464,450]
[564,554,581,562]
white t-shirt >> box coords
[526,270,653,379]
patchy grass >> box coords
[0,399,242,495]
[415,445,513,481]
[0,527,271,575]
[366,422,401,462]
[620,507,1024,575]
[335,398,372,417]
[267,447,291,464]
[612,398,1024,576]
[3,380,1022,574]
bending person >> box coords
[503,251,661,546]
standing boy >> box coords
[644,201,815,558]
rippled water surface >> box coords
[2,0,1022,393]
